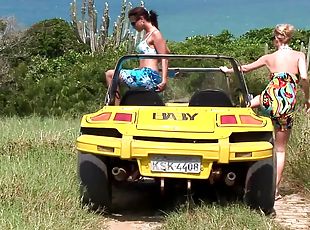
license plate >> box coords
[150,155,201,173]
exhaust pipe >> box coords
[225,172,236,186]
[112,167,128,181]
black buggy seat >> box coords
[119,88,165,106]
[188,89,233,107]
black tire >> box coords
[244,152,276,214]
[78,152,112,212]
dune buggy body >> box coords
[77,54,276,213]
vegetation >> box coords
[161,203,282,230]
[1,50,122,116]
[286,110,310,189]
[1,13,310,116]
[0,7,309,229]
[0,116,283,229]
[1,23,310,117]
[70,0,148,53]
[22,19,88,58]
[0,18,128,116]
[0,17,23,93]
[0,117,107,229]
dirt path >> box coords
[273,182,310,230]
[107,219,161,230]
[105,180,164,230]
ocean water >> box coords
[0,0,309,41]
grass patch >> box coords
[286,110,310,190]
[161,203,282,230]
[0,116,107,229]
[0,114,308,229]
[0,116,79,152]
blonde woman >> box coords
[220,24,310,200]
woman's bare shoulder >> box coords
[152,30,164,39]
[292,50,305,57]
[261,53,273,61]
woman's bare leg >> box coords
[274,128,291,196]
[105,69,114,87]
[250,95,261,108]
[105,69,120,105]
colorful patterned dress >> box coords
[260,72,299,130]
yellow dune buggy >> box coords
[77,54,276,214]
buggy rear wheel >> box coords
[244,153,276,214]
[78,152,112,212]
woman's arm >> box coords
[240,56,267,72]
[298,52,310,112]
[153,31,169,91]
[220,55,268,74]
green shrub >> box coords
[24,18,88,58]
[2,25,310,117]
[0,46,126,117]
[0,19,7,33]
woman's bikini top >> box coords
[136,30,157,54]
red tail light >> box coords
[91,112,111,121]
[114,113,132,122]
[239,115,263,125]
[220,115,237,124]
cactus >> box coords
[300,42,305,53]
[96,2,109,51]
[70,0,146,53]
[70,0,84,43]
[306,37,310,71]
[87,0,96,52]
[264,43,269,54]
[299,37,310,71]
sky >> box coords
[1,0,310,41]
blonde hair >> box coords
[273,24,295,44]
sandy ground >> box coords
[273,181,310,229]
[105,180,164,230]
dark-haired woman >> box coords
[105,7,169,103]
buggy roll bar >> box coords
[106,54,250,106]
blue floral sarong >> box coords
[119,67,161,90]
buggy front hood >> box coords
[136,107,215,133]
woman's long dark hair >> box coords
[128,7,159,29]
